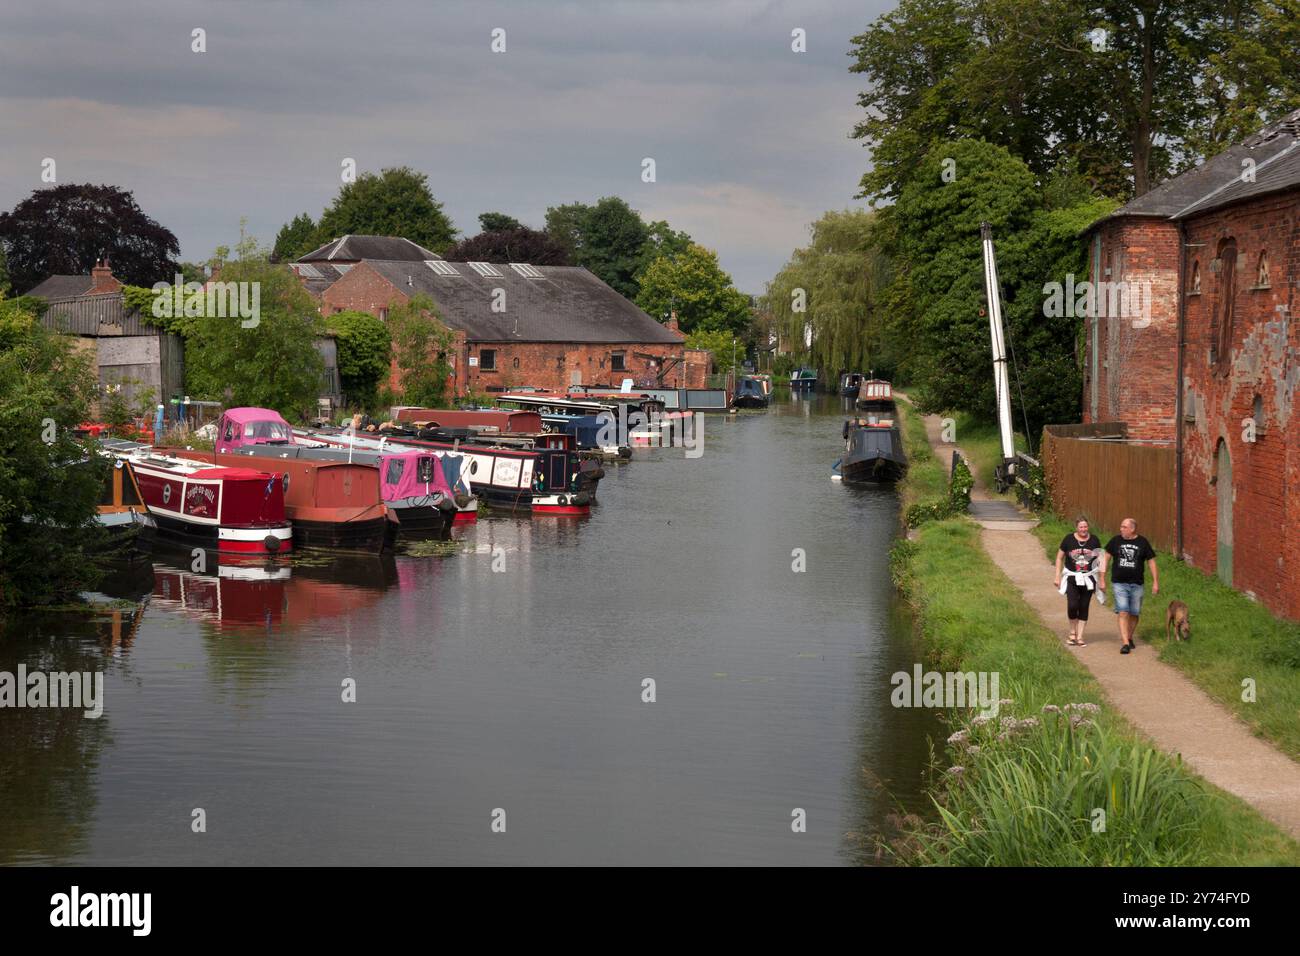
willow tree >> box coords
[761,209,891,376]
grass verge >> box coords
[888,518,1300,865]
[1033,515,1300,761]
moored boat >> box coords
[856,378,897,414]
[731,376,770,409]
[169,448,395,553]
[839,372,865,397]
[121,450,293,554]
[835,416,908,483]
[790,367,818,392]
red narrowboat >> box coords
[165,448,394,554]
[122,451,293,555]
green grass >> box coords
[895,398,947,510]
[1034,515,1300,761]
[887,518,1300,865]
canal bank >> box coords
[888,398,1300,864]
[1,393,938,866]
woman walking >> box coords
[1054,517,1104,647]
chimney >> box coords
[89,257,122,295]
[667,309,680,333]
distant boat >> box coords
[790,368,818,392]
[835,413,908,484]
[731,376,770,409]
[856,378,897,414]
[839,372,864,397]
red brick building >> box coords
[1081,109,1300,616]
[290,235,709,397]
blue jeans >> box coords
[1112,582,1144,616]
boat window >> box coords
[386,458,405,484]
[244,420,291,441]
[417,457,435,482]
[223,419,234,442]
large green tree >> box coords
[850,0,1300,202]
[636,243,751,335]
[0,184,180,292]
[385,294,454,408]
[0,301,107,608]
[477,212,523,233]
[315,167,457,253]
[327,310,391,411]
[543,197,694,300]
[446,227,570,265]
[155,245,325,418]
[884,139,1115,435]
[271,213,318,262]
[762,210,892,376]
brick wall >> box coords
[1179,190,1299,617]
[1082,218,1180,441]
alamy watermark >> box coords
[891,664,1001,717]
[1042,273,1151,329]
[0,665,104,718]
[595,406,704,458]
[151,274,261,328]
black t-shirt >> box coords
[1059,534,1101,575]
[1105,535,1156,584]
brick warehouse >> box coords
[290,235,710,397]
[1081,109,1300,617]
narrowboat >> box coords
[856,378,898,414]
[731,376,770,409]
[120,450,293,554]
[307,427,592,516]
[834,417,908,483]
[167,445,393,553]
[220,443,463,538]
[839,372,865,397]
[393,407,544,435]
[95,456,152,538]
[790,368,819,392]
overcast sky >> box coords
[0,0,891,293]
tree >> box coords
[446,227,571,265]
[478,212,523,233]
[883,139,1116,434]
[762,210,893,376]
[635,243,752,335]
[272,213,318,262]
[684,328,742,376]
[849,0,1300,202]
[0,183,179,292]
[315,167,456,253]
[0,245,10,296]
[327,310,392,410]
[544,198,650,298]
[176,243,325,418]
[385,294,454,408]
[0,300,107,608]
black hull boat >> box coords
[731,376,770,409]
[839,372,865,397]
[835,418,908,484]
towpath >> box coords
[914,405,1300,838]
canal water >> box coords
[0,393,940,866]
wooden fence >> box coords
[1041,424,1176,550]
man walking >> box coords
[1100,517,1158,655]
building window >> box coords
[556,356,565,370]
[379,308,388,321]
[1211,238,1237,374]
[512,356,520,369]
[610,352,626,372]
[480,349,497,371]
[1254,251,1270,289]
[1189,260,1201,295]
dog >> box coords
[1165,600,1191,641]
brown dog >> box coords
[1165,600,1191,641]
